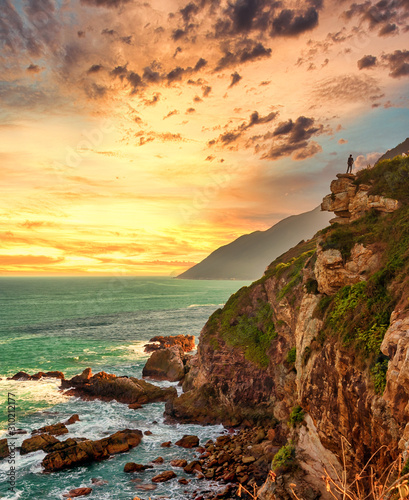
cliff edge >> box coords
[166,155,409,498]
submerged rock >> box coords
[62,487,92,497]
[65,414,80,425]
[151,470,177,483]
[42,429,142,472]
[61,368,177,404]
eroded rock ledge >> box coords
[321,173,399,225]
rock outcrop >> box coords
[321,173,399,225]
[8,370,65,380]
[21,434,61,455]
[142,345,187,381]
[62,368,177,404]
[0,439,9,459]
[144,334,195,353]
[42,429,142,472]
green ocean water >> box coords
[0,276,250,499]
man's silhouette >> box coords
[347,154,354,173]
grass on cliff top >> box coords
[354,154,409,203]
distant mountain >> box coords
[177,206,332,280]
[377,137,409,163]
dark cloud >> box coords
[193,95,203,102]
[85,83,107,99]
[357,54,377,69]
[167,66,185,82]
[163,109,179,119]
[26,64,43,73]
[186,107,196,113]
[87,64,103,74]
[143,66,161,83]
[215,40,271,70]
[127,72,144,93]
[229,72,242,87]
[382,49,409,77]
[194,57,207,71]
[144,93,160,106]
[111,64,128,79]
[271,7,319,37]
[379,22,398,35]
[120,35,133,44]
[209,110,279,148]
[80,0,132,8]
[101,28,116,36]
[343,0,409,36]
[202,85,212,97]
[172,28,187,41]
[180,2,200,22]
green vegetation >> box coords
[354,155,409,203]
[371,358,389,394]
[210,290,277,368]
[289,405,305,426]
[286,347,296,364]
[271,442,296,471]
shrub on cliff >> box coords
[271,442,296,472]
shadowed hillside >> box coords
[177,206,331,280]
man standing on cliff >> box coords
[347,154,354,173]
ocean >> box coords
[0,276,250,499]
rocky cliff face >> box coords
[167,160,409,498]
[321,173,400,225]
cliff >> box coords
[166,155,409,498]
[177,206,331,280]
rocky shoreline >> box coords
[1,335,261,500]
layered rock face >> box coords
[321,173,399,225]
[166,171,407,498]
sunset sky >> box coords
[1,0,409,275]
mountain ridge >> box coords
[177,206,331,280]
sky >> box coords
[1,0,409,276]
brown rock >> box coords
[178,478,190,485]
[0,439,9,459]
[184,460,202,473]
[170,459,188,467]
[62,487,92,497]
[175,435,199,448]
[128,403,143,410]
[144,335,195,353]
[142,346,186,382]
[151,456,164,464]
[32,422,68,436]
[31,371,65,380]
[42,429,142,472]
[124,462,147,473]
[161,441,171,447]
[62,370,176,405]
[151,470,177,483]
[9,371,31,380]
[65,414,80,425]
[21,434,60,455]
[144,430,152,436]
